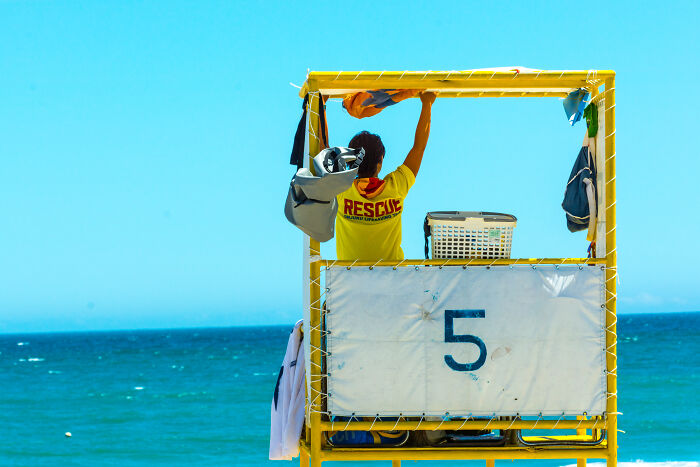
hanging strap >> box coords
[290,94,328,169]
[423,215,431,259]
[319,95,328,149]
[290,94,309,169]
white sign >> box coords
[325,265,606,417]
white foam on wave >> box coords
[563,462,698,467]
[17,342,28,346]
[28,357,45,362]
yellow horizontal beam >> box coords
[311,78,596,92]
[300,70,614,97]
[309,70,611,86]
[318,258,607,267]
[308,70,614,80]
[300,445,609,461]
[319,419,605,431]
[324,91,572,99]
[523,435,601,443]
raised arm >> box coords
[403,92,436,176]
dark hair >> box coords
[349,131,385,178]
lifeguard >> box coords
[335,91,436,260]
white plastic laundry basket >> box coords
[426,211,517,259]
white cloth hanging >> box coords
[269,320,306,460]
[583,133,597,242]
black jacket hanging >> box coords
[289,94,309,169]
[289,94,327,169]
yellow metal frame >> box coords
[298,70,617,467]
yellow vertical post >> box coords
[577,415,587,467]
[392,461,402,467]
[307,88,323,259]
[486,460,495,467]
[604,76,617,467]
[307,87,323,467]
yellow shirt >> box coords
[335,164,415,260]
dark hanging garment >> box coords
[290,94,328,169]
[290,94,309,169]
[562,144,597,235]
[318,95,328,149]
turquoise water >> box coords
[1,312,697,466]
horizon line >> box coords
[1,310,697,336]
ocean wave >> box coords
[562,462,699,467]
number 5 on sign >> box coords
[444,309,487,371]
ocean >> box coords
[1,312,697,466]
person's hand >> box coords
[420,91,437,105]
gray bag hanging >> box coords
[285,147,364,242]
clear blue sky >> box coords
[1,1,698,332]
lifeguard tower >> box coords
[296,69,617,467]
